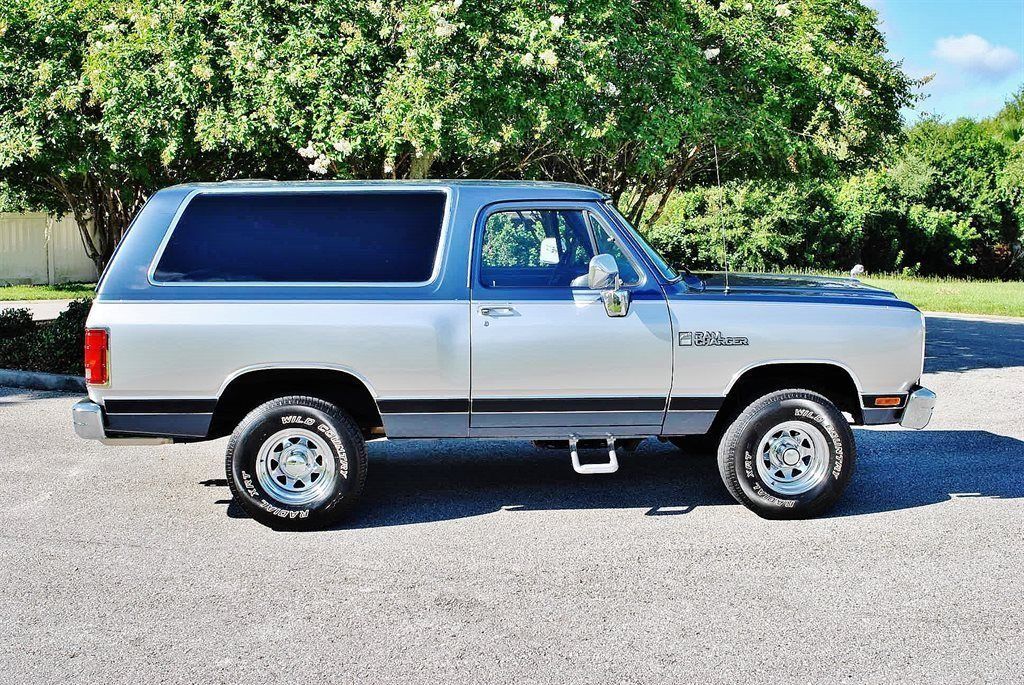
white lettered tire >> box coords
[225,396,367,529]
[717,389,856,519]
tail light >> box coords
[84,328,109,385]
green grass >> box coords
[0,283,96,301]
[1,275,1021,317]
[860,275,1024,317]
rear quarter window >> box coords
[152,191,446,283]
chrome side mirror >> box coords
[588,254,630,317]
[587,253,619,290]
[601,288,630,317]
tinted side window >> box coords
[589,214,641,285]
[153,191,446,283]
[480,209,595,288]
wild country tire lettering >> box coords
[794,408,844,478]
[280,415,350,478]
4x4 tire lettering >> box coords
[241,470,259,497]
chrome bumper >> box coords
[72,399,173,445]
[899,387,936,430]
[72,399,106,440]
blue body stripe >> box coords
[665,287,920,311]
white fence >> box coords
[0,212,98,285]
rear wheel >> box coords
[717,389,856,519]
[225,396,368,529]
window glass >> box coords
[604,204,679,281]
[479,208,643,288]
[153,191,446,283]
[480,209,595,288]
[588,214,641,285]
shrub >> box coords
[0,299,91,376]
[644,180,844,273]
[640,95,1024,279]
[0,308,35,339]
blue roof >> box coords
[165,179,608,201]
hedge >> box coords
[0,299,91,376]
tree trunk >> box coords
[409,151,436,179]
[50,175,145,274]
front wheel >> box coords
[717,389,856,519]
[225,396,368,529]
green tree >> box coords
[1,0,913,270]
[645,94,1024,279]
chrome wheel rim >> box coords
[256,428,337,506]
[755,420,830,496]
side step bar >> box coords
[569,434,619,475]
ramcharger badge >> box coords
[679,331,750,347]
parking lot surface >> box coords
[2,314,1022,683]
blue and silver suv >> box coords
[72,180,935,528]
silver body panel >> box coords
[85,300,472,438]
[666,299,925,398]
[661,410,718,435]
[468,296,672,427]
[79,180,933,442]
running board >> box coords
[569,434,619,475]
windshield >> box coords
[604,203,680,282]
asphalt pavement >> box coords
[1,314,1022,683]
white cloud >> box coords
[931,34,1020,79]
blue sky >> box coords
[863,0,1024,121]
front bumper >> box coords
[899,386,936,430]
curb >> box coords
[0,369,85,393]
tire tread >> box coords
[717,388,856,520]
[225,395,368,528]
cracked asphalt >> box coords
[1,313,1022,683]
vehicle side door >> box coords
[469,201,673,436]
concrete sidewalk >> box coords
[922,309,1024,324]
[0,299,74,321]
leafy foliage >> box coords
[0,307,35,339]
[645,92,1024,278]
[0,0,913,269]
[0,298,91,374]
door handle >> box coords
[479,306,518,317]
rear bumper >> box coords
[899,386,936,430]
[72,399,173,445]
[72,399,106,440]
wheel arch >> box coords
[719,360,864,426]
[209,366,383,439]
